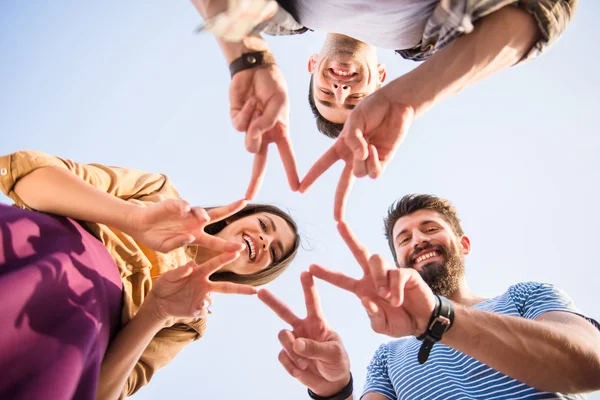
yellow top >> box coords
[0,150,206,398]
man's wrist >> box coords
[309,373,352,398]
[414,294,438,336]
[384,74,433,119]
[217,35,270,64]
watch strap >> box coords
[229,51,275,78]
[417,295,454,364]
[307,373,353,400]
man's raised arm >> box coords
[189,0,300,199]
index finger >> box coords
[258,288,301,327]
[300,271,324,319]
[275,135,300,192]
[193,233,244,253]
[206,199,248,223]
[211,281,258,295]
[337,221,371,274]
[299,146,340,194]
[309,264,359,294]
[197,251,241,276]
[245,145,268,200]
[333,164,355,222]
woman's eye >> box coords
[271,248,277,262]
[259,218,267,232]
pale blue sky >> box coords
[1,1,598,399]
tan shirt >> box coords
[0,150,206,398]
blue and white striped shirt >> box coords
[362,282,599,400]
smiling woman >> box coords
[195,204,300,286]
[0,150,300,400]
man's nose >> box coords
[333,83,350,104]
[411,231,430,249]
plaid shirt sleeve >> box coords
[397,0,579,62]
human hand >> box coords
[299,88,414,221]
[230,64,300,200]
[126,198,247,254]
[310,221,436,338]
[258,272,351,397]
[146,251,257,322]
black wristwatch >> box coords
[416,295,455,364]
[229,51,276,78]
[307,373,353,400]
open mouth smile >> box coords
[413,250,441,264]
[328,68,358,82]
[242,233,257,262]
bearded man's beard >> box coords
[403,242,465,297]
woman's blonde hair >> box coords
[195,204,300,287]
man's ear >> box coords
[460,235,471,256]
[308,54,318,73]
[377,63,387,84]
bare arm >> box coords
[97,295,166,400]
[98,251,254,399]
[442,309,600,393]
[390,5,540,117]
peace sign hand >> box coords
[258,272,352,397]
[147,251,257,324]
[229,65,300,200]
[126,198,247,254]
[299,88,414,221]
[309,221,436,338]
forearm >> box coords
[96,296,166,400]
[390,5,540,117]
[13,166,140,231]
[442,307,599,393]
[190,0,271,64]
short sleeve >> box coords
[508,281,600,329]
[0,150,179,209]
[361,344,396,400]
[397,0,577,63]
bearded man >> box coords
[258,194,600,399]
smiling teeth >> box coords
[242,234,256,261]
[332,69,353,76]
[415,251,438,263]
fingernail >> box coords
[186,236,196,244]
[291,368,300,377]
[296,339,306,352]
[297,358,308,369]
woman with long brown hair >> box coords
[0,150,300,399]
